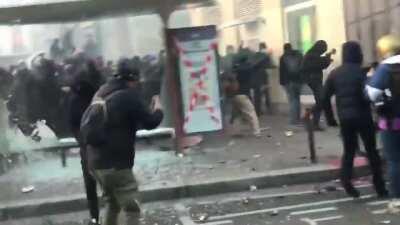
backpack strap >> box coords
[91,96,108,122]
[90,89,124,123]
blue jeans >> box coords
[381,131,400,198]
[285,83,303,124]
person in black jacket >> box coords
[86,59,163,225]
[302,40,334,130]
[251,42,274,116]
[280,43,303,125]
[230,55,261,137]
[322,41,388,198]
[66,59,103,225]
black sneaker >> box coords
[343,186,361,198]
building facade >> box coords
[343,0,400,64]
[190,0,347,106]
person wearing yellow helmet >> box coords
[366,34,400,199]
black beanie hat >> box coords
[116,58,140,81]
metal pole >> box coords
[304,108,317,164]
[158,7,184,154]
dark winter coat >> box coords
[86,78,163,170]
[279,50,303,85]
[234,59,255,96]
[302,41,332,84]
[67,60,105,135]
[322,42,372,123]
[251,52,273,87]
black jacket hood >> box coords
[309,40,328,55]
[342,41,363,65]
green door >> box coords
[286,6,316,54]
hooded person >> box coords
[302,40,334,130]
[366,34,400,202]
[84,58,163,225]
[66,59,104,225]
[322,41,388,198]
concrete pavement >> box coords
[0,115,377,220]
[1,182,397,225]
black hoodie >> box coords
[86,78,163,170]
[322,41,372,123]
[302,40,332,83]
[67,61,104,132]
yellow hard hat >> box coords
[377,34,400,59]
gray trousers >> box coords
[91,168,141,225]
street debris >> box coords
[323,185,337,192]
[253,154,262,159]
[250,185,258,191]
[159,146,172,151]
[217,160,226,164]
[251,167,257,172]
[69,148,80,155]
[228,140,236,146]
[380,220,391,224]
[270,210,279,216]
[260,127,271,132]
[276,142,282,147]
[242,198,250,204]
[21,185,35,193]
[388,201,400,214]
[197,213,209,222]
[285,131,294,137]
[177,153,185,158]
[314,185,323,194]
